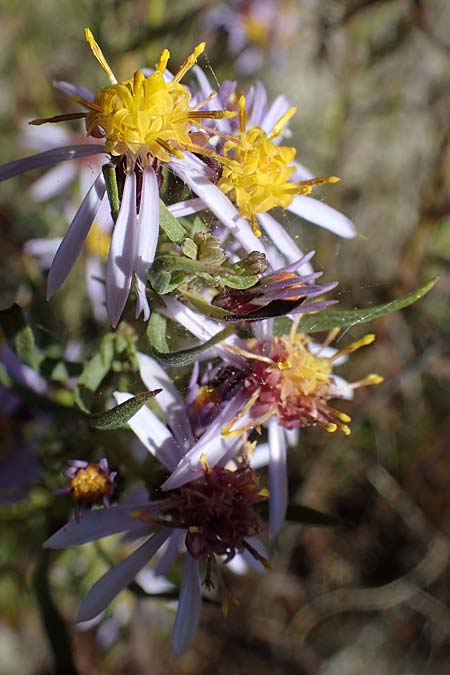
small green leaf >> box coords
[181,237,198,260]
[274,278,437,335]
[151,325,236,366]
[15,325,41,370]
[150,269,175,295]
[78,337,115,392]
[147,312,169,353]
[86,389,161,430]
[218,272,259,289]
[0,303,41,370]
[159,200,187,243]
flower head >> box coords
[45,367,269,654]
[218,97,339,235]
[79,31,233,165]
[140,459,268,572]
[55,458,120,520]
[223,331,383,436]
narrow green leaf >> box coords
[274,278,437,335]
[151,325,236,366]
[86,389,161,430]
[159,200,187,243]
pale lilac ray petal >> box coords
[257,212,314,275]
[226,554,248,575]
[162,391,249,490]
[76,529,170,623]
[248,81,268,127]
[249,442,270,470]
[161,297,245,365]
[113,391,180,470]
[46,174,106,297]
[308,341,347,364]
[53,80,95,102]
[288,195,356,238]
[135,166,159,320]
[154,529,184,577]
[137,353,195,450]
[268,417,288,539]
[192,66,233,134]
[106,171,138,327]
[251,317,274,342]
[163,296,220,341]
[30,162,77,201]
[169,153,266,255]
[43,506,145,549]
[21,121,71,150]
[135,568,174,594]
[168,198,206,218]
[261,95,291,135]
[0,145,106,182]
[285,428,300,447]
[172,555,202,655]
[241,536,269,573]
[329,374,354,400]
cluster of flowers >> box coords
[0,30,382,654]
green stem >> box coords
[102,162,120,223]
[33,550,78,675]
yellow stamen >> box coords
[329,334,376,361]
[216,97,342,226]
[352,373,384,388]
[239,96,246,134]
[200,452,210,472]
[268,106,297,140]
[157,48,170,73]
[85,28,117,84]
[173,43,205,83]
[325,423,338,432]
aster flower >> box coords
[0,29,251,326]
[159,297,383,536]
[54,458,121,521]
[173,72,356,272]
[44,363,269,655]
[204,0,300,75]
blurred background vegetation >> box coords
[1,0,450,673]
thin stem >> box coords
[102,162,120,223]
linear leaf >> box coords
[151,325,235,366]
[159,200,187,243]
[86,389,161,430]
[274,278,437,335]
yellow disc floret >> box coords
[70,464,113,504]
[32,29,236,166]
[217,96,339,235]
